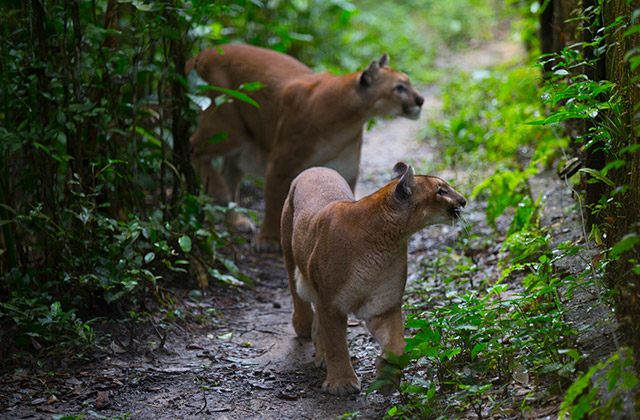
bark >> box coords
[601,0,640,365]
[165,1,197,204]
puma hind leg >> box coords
[291,267,314,337]
[281,199,314,337]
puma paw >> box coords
[253,234,282,253]
[322,376,361,396]
[292,314,313,337]
[228,211,255,233]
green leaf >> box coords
[578,168,614,186]
[178,235,192,253]
[131,0,151,11]
[471,342,486,359]
[558,361,603,420]
[559,348,581,361]
[133,126,161,147]
[208,131,228,144]
[186,93,212,111]
[198,85,260,108]
[610,233,639,258]
[144,252,155,264]
[239,82,265,91]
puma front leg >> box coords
[315,302,361,396]
[366,307,406,395]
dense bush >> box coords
[1,0,352,357]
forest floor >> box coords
[0,40,628,419]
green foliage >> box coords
[558,348,639,420]
[383,4,638,417]
[429,63,567,227]
[431,65,558,165]
[0,1,257,357]
[386,216,622,418]
[532,4,634,230]
[330,0,509,81]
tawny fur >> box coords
[187,44,424,252]
[280,163,466,396]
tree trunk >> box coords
[601,0,640,365]
[165,2,197,205]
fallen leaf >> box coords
[110,341,127,354]
[276,392,299,401]
[35,406,57,414]
[512,363,529,386]
[96,390,110,409]
[217,331,235,340]
[592,252,604,268]
[30,397,47,405]
[187,343,204,350]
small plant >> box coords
[558,348,639,420]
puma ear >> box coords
[360,59,381,87]
[391,162,408,180]
[395,165,415,200]
[379,52,389,67]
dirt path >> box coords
[1,40,528,420]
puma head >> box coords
[391,162,466,227]
[359,54,424,120]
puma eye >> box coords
[394,85,406,93]
[437,187,448,196]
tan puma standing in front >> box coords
[280,162,466,395]
[187,44,424,252]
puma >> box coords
[280,162,466,395]
[186,44,424,252]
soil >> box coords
[0,40,632,420]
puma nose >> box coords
[459,196,467,208]
[416,95,424,106]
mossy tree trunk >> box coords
[601,0,640,363]
[541,0,640,363]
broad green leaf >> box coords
[610,233,639,258]
[178,235,192,253]
[471,342,486,359]
[208,132,228,144]
[131,0,151,12]
[198,85,260,108]
[578,167,614,186]
[133,126,162,147]
[239,82,265,91]
[186,93,212,111]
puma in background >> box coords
[187,44,424,252]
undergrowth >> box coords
[375,30,639,417]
